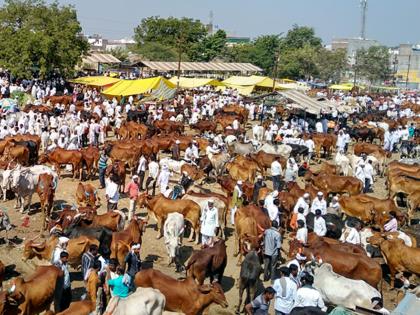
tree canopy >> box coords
[354,46,392,84]
[0,0,88,79]
[134,16,207,61]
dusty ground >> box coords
[0,130,412,314]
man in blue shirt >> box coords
[104,266,129,315]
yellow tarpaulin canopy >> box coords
[70,76,121,87]
[221,75,288,95]
[102,77,176,99]
[329,83,366,91]
[169,77,223,88]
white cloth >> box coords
[313,217,327,237]
[293,197,310,216]
[296,227,308,244]
[340,227,361,245]
[148,161,159,179]
[273,277,298,314]
[200,206,219,237]
[157,169,170,193]
[311,198,327,215]
[105,179,119,203]
[271,160,283,176]
[294,286,327,311]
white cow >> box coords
[252,125,264,142]
[159,158,186,174]
[224,135,237,145]
[2,166,36,212]
[312,263,381,309]
[258,143,292,158]
[113,287,166,315]
[163,213,185,267]
[334,151,351,176]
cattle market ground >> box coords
[0,133,416,314]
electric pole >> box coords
[360,0,368,39]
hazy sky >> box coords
[3,0,419,45]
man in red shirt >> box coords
[124,175,140,221]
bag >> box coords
[290,213,298,230]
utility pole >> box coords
[360,0,368,39]
[272,52,280,92]
[405,51,412,89]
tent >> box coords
[70,76,121,87]
[169,77,223,89]
[102,77,176,100]
[329,83,365,91]
[221,75,288,96]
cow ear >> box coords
[199,284,212,293]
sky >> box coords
[3,0,419,46]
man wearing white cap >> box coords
[172,140,181,161]
[271,156,283,191]
[293,193,310,216]
[230,180,244,225]
[200,200,219,246]
[310,192,327,215]
[253,175,266,204]
[287,253,307,274]
[157,164,171,194]
[264,191,280,224]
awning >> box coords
[140,61,262,73]
[221,75,287,96]
[82,53,121,64]
[329,83,366,91]
[70,76,121,87]
[169,77,224,88]
[102,77,176,99]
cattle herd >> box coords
[0,87,419,315]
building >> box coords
[105,38,136,51]
[332,37,379,65]
[226,36,251,47]
[395,44,420,89]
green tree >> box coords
[134,42,178,61]
[0,0,88,78]
[109,47,129,63]
[354,46,391,84]
[278,44,319,80]
[188,30,227,62]
[315,48,348,83]
[280,25,322,50]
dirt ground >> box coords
[0,130,412,314]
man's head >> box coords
[263,287,276,301]
[297,219,305,229]
[315,209,322,217]
[271,220,279,229]
[108,258,118,272]
[279,266,290,278]
[302,273,314,286]
[289,263,299,277]
[132,175,139,183]
[303,193,310,202]
[60,251,69,264]
[317,192,323,200]
[89,244,98,256]
[257,175,263,182]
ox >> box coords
[2,166,36,212]
[163,213,185,271]
[308,263,381,309]
[135,268,228,315]
[75,183,101,208]
[23,235,99,268]
[38,148,83,179]
[111,287,165,315]
[36,173,57,231]
[186,239,227,285]
[8,265,63,315]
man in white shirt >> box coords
[340,222,361,245]
[294,274,327,312]
[293,193,310,216]
[146,157,159,196]
[105,176,119,211]
[363,160,374,193]
[355,163,366,191]
[315,121,323,133]
[304,137,315,161]
[313,210,327,237]
[271,157,283,191]
[311,192,327,215]
[137,155,147,191]
[273,267,298,315]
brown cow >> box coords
[368,236,420,287]
[39,148,83,179]
[181,164,205,181]
[186,239,227,284]
[306,171,363,196]
[354,142,391,158]
[110,217,147,265]
[289,238,382,288]
[234,205,271,264]
[75,183,101,208]
[81,145,99,180]
[138,193,201,243]
[2,143,30,165]
[22,235,99,268]
[36,173,56,231]
[107,144,140,171]
[54,300,95,315]
[135,268,228,315]
[217,175,254,202]
[249,151,287,176]
[8,265,63,315]
[106,160,126,193]
[225,161,256,184]
[307,233,366,256]
[191,120,217,134]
